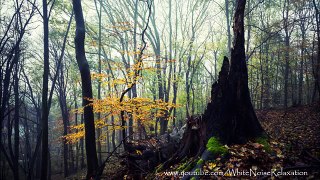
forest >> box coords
[0,0,319,179]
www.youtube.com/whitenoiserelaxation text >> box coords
[162,168,308,178]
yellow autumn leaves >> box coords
[93,97,176,119]
[63,97,178,143]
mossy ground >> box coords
[255,136,271,152]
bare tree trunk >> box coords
[298,27,306,105]
[259,45,264,109]
[165,0,173,130]
[283,0,291,108]
[265,43,270,108]
[62,110,69,177]
[313,0,320,99]
[111,116,116,151]
[80,115,85,169]
[305,57,311,104]
[69,143,75,174]
[56,63,70,177]
[74,94,79,171]
[225,0,231,55]
[185,33,194,118]
[245,0,251,61]
[130,0,139,140]
[48,151,51,180]
[95,0,103,165]
[148,4,165,135]
[13,56,19,180]
[171,0,179,128]
[40,0,49,178]
[72,0,98,178]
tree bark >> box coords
[283,0,291,108]
[130,0,139,140]
[72,0,98,178]
[40,0,49,178]
[13,55,19,180]
[74,93,79,171]
[149,4,165,135]
[206,0,264,144]
[60,94,69,177]
[94,0,103,164]
[80,115,85,169]
[313,0,320,99]
[225,0,231,55]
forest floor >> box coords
[64,103,320,180]
[153,103,320,179]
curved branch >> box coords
[119,0,153,149]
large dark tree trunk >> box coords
[205,0,264,144]
[72,0,98,178]
[163,0,264,169]
[41,0,49,179]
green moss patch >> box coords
[255,136,271,153]
[206,137,228,156]
[196,158,204,165]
